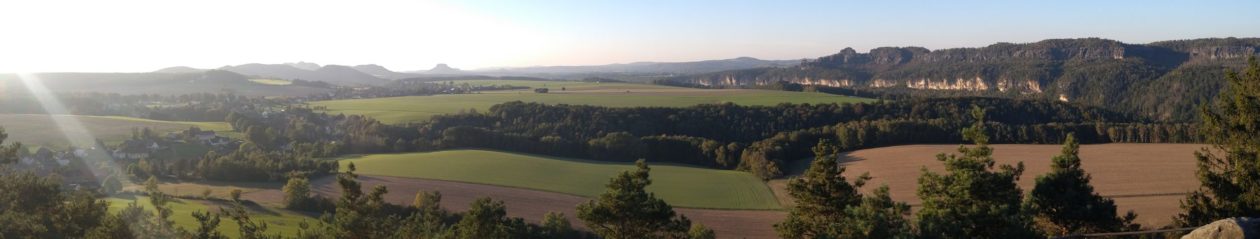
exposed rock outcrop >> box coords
[1181,217,1260,239]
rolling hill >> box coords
[0,70,332,97]
[219,63,389,86]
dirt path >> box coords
[243,175,785,238]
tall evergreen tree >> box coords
[1178,57,1260,226]
[453,197,528,239]
[915,106,1039,238]
[577,159,691,239]
[776,139,913,239]
[1027,133,1137,235]
[775,139,866,238]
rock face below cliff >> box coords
[667,37,1260,121]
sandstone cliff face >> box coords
[670,38,1257,93]
[664,38,1260,122]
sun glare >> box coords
[16,73,130,186]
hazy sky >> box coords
[2,0,1258,72]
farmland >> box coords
[769,143,1206,227]
[0,114,234,147]
[338,149,781,210]
[309,80,873,124]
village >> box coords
[11,126,241,191]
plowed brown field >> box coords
[771,143,1206,227]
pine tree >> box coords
[540,212,578,238]
[454,198,528,239]
[1027,133,1137,235]
[833,186,913,239]
[776,139,913,239]
[775,139,866,238]
[1178,57,1260,226]
[577,159,691,239]
[915,106,1039,238]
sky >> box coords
[1,0,1258,73]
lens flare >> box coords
[15,73,130,186]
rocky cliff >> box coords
[666,38,1260,121]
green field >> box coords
[105,196,313,237]
[0,114,235,147]
[339,149,782,210]
[310,80,873,124]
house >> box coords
[147,141,165,150]
[54,153,71,166]
[195,131,217,141]
[112,140,151,159]
[207,136,232,146]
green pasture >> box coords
[105,196,314,238]
[0,114,235,148]
[339,149,782,210]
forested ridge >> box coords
[662,37,1260,121]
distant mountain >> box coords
[0,70,332,97]
[353,64,419,79]
[312,65,390,85]
[285,61,321,71]
[219,63,388,86]
[663,37,1260,121]
[479,57,797,76]
[419,63,466,75]
[154,66,206,73]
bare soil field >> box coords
[771,143,1206,227]
[241,175,786,239]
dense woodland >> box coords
[418,98,1196,178]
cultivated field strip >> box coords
[796,143,1205,227]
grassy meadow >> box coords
[310,80,873,124]
[338,149,782,210]
[105,196,314,237]
[0,114,235,147]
